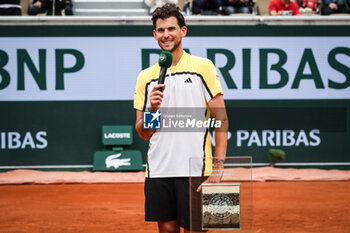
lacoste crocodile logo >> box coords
[105,153,131,169]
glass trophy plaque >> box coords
[189,156,253,232]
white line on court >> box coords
[1,162,350,170]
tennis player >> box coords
[134,3,228,232]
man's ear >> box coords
[153,29,157,40]
[181,26,187,38]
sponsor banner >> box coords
[93,150,143,171]
[0,100,349,171]
[0,101,148,169]
[0,131,48,150]
[102,125,133,145]
[0,37,349,101]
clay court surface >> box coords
[1,182,350,233]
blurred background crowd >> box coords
[0,0,349,17]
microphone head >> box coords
[158,51,173,68]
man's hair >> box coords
[152,3,186,29]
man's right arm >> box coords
[135,83,165,141]
[135,110,156,141]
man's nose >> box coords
[163,30,169,37]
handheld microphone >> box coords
[157,51,173,91]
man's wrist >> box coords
[213,158,225,164]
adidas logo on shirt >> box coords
[184,78,192,83]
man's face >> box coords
[153,16,187,53]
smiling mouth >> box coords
[163,41,173,46]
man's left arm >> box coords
[207,94,229,182]
[196,94,228,192]
[209,94,228,163]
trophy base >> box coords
[201,183,241,230]
[189,156,253,232]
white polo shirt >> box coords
[134,51,223,178]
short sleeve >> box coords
[200,59,223,102]
[133,72,146,111]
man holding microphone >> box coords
[134,3,228,232]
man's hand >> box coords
[33,1,42,7]
[197,161,224,192]
[270,10,282,16]
[150,84,165,111]
[135,84,165,141]
[329,3,338,10]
